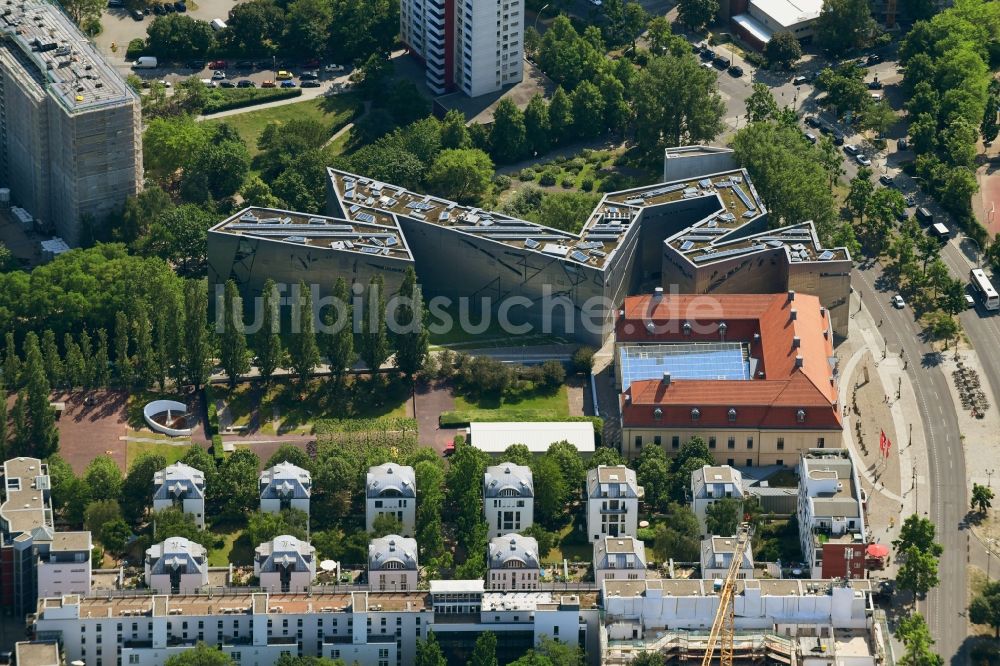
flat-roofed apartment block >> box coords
[33,588,601,666]
[600,577,879,665]
[1,457,90,614]
[797,449,867,579]
[483,462,533,539]
[210,165,850,346]
[690,464,745,535]
[259,461,312,517]
[700,535,754,578]
[14,640,60,666]
[366,463,416,536]
[617,291,842,464]
[152,462,206,529]
[585,465,643,542]
[487,533,539,591]
[256,535,316,594]
[0,0,140,246]
[145,537,208,595]
[368,534,418,592]
[593,536,647,584]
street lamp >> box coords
[988,468,996,488]
[989,538,996,579]
[533,3,550,33]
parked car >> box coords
[219,80,235,88]
[276,70,293,80]
[236,60,254,69]
[700,62,714,70]
[843,144,859,156]
[324,63,345,73]
[209,60,228,69]
[805,116,821,128]
[856,154,872,166]
[302,58,321,68]
[280,80,296,88]
[198,78,217,88]
[130,8,144,20]
[132,56,158,69]
[728,65,744,77]
[832,131,845,145]
[700,50,714,61]
[892,294,905,308]
[237,79,255,88]
[867,80,883,89]
[712,55,730,69]
[163,3,175,13]
[151,3,164,14]
[897,137,909,151]
[107,0,124,7]
[866,53,883,65]
[966,294,976,308]
[211,70,226,80]
[879,174,894,187]
[870,92,883,102]
[300,71,319,80]
[301,80,321,88]
[174,1,186,11]
[186,60,204,70]
[792,74,808,85]
[262,80,276,88]
[804,132,817,144]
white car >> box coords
[856,154,872,166]
[590,0,602,5]
[892,295,905,309]
[323,63,345,73]
[966,294,976,308]
[211,70,226,80]
[870,92,883,102]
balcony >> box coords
[601,505,628,514]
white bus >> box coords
[970,268,1000,310]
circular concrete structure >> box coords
[143,400,194,437]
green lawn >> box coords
[542,512,592,566]
[207,521,255,566]
[444,385,569,424]
[205,93,363,156]
[125,440,195,469]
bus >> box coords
[970,268,1000,311]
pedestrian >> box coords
[879,318,883,327]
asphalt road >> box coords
[853,260,968,662]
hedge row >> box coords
[313,416,418,434]
[201,88,302,114]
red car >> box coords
[302,58,320,68]
[209,59,228,69]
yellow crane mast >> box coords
[700,523,753,666]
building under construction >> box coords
[0,0,142,246]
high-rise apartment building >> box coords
[0,0,141,246]
[401,0,523,97]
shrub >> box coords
[206,399,219,436]
[538,169,558,186]
[560,175,574,188]
[493,174,512,190]
[518,168,536,181]
[201,88,301,114]
[572,346,595,373]
[211,434,224,461]
[581,177,595,192]
[126,38,145,60]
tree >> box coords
[426,149,494,204]
[213,449,260,517]
[182,140,251,203]
[218,281,250,388]
[491,99,528,163]
[816,63,868,116]
[287,281,320,384]
[469,631,498,666]
[521,524,556,558]
[415,460,446,561]
[814,0,876,56]
[246,509,309,546]
[652,503,701,561]
[100,518,133,555]
[22,332,58,458]
[371,512,403,538]
[182,280,211,388]
[745,83,780,123]
[84,456,124,503]
[164,642,234,666]
[524,96,549,155]
[10,391,27,457]
[570,81,606,138]
[982,82,1000,144]
[972,483,995,514]
[131,306,156,390]
[705,497,743,535]
[284,0,332,57]
[547,87,574,145]
[441,109,471,149]
[40,330,62,389]
[59,0,104,26]
[355,273,391,377]
[121,453,167,526]
[223,0,285,54]
[847,167,874,221]
[621,2,648,50]
[393,267,429,381]
[531,455,569,527]
[114,311,133,388]
[677,0,718,30]
[2,331,19,388]
[896,613,943,666]
[545,440,585,491]
[632,54,725,164]
[321,277,355,385]
[858,99,896,138]
[536,192,601,233]
[502,444,533,467]
[764,31,802,69]
[630,654,666,666]
[145,15,216,59]
[84,499,122,534]
[636,446,671,512]
[896,545,939,596]
[256,279,284,382]
[590,447,624,467]
[415,631,447,666]
[0,378,6,459]
[970,580,1000,638]
[893,514,943,556]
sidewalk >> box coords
[836,290,928,565]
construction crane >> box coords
[700,523,754,666]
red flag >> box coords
[879,430,892,457]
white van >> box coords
[210,18,227,30]
[132,56,158,68]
